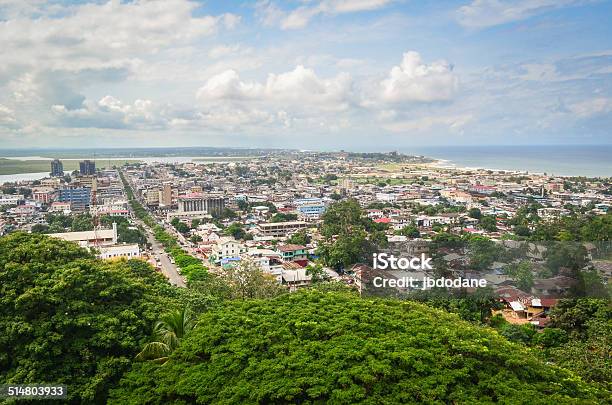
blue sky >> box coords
[0,0,611,150]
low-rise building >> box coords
[49,223,117,247]
[258,221,309,238]
[0,194,24,206]
[98,243,140,260]
[277,244,308,262]
[211,237,246,262]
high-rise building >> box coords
[58,187,91,211]
[50,159,64,177]
[79,160,96,176]
[145,189,159,206]
[178,195,226,215]
[159,183,173,206]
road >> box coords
[139,218,186,287]
[120,170,186,287]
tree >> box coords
[30,223,49,233]
[70,213,94,231]
[110,290,605,404]
[271,213,298,222]
[305,263,329,283]
[549,298,610,338]
[237,199,249,212]
[224,223,246,240]
[468,236,502,270]
[532,328,568,348]
[468,207,482,219]
[220,208,238,219]
[479,215,497,232]
[546,298,611,383]
[514,224,531,237]
[504,261,534,292]
[287,230,311,246]
[174,221,190,235]
[317,200,386,270]
[190,234,203,244]
[500,323,536,344]
[0,233,189,403]
[320,199,364,238]
[318,229,373,270]
[545,242,587,276]
[136,308,195,364]
[396,225,420,238]
[192,260,284,300]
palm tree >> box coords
[136,308,195,364]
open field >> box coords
[192,157,255,162]
[0,158,142,175]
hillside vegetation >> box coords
[0,233,606,404]
[111,290,603,404]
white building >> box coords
[376,193,398,202]
[0,194,24,206]
[211,237,246,262]
[49,223,118,247]
[257,221,309,238]
[97,244,140,260]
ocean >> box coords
[403,145,611,177]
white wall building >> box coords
[98,244,140,260]
[211,237,246,262]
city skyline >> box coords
[1,0,611,149]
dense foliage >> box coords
[100,215,147,246]
[509,208,612,242]
[31,213,94,233]
[317,199,388,270]
[547,298,611,385]
[110,290,604,404]
[0,233,186,403]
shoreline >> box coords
[1,152,610,180]
[424,158,610,179]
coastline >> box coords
[405,145,612,178]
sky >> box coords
[0,0,611,150]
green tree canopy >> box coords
[110,290,604,404]
[0,233,187,403]
[318,200,387,270]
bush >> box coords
[110,290,603,404]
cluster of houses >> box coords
[1,152,610,299]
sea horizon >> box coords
[402,145,612,178]
[1,144,610,180]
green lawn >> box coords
[0,158,142,175]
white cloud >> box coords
[457,0,590,29]
[258,0,394,30]
[222,13,242,29]
[569,97,612,118]
[0,0,238,72]
[196,70,264,101]
[255,0,286,27]
[381,114,473,132]
[51,95,167,129]
[197,65,353,111]
[282,6,323,29]
[208,44,243,59]
[0,104,17,127]
[380,51,458,103]
[331,0,395,13]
